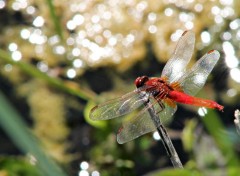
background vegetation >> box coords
[0,0,240,175]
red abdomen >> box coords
[168,90,224,111]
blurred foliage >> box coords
[0,91,67,176]
[0,0,240,175]
[0,157,40,176]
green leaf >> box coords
[0,157,41,176]
[0,91,67,176]
[84,100,107,129]
[201,109,239,166]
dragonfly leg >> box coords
[156,101,165,114]
[153,91,166,114]
[152,98,165,114]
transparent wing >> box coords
[117,99,177,144]
[179,50,220,96]
[161,31,195,83]
[160,103,178,126]
[90,89,150,120]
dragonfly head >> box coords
[135,76,149,88]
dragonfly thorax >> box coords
[147,77,172,99]
[135,76,172,99]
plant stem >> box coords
[144,101,183,168]
[45,0,63,41]
[0,49,95,100]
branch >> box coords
[144,101,183,168]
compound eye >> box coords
[134,76,149,88]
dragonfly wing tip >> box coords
[116,136,124,144]
[89,106,100,120]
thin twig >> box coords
[234,109,240,135]
[144,101,183,168]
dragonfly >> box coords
[90,30,224,144]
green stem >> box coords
[0,49,95,100]
[45,0,64,41]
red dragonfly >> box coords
[90,30,224,144]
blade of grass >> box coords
[45,0,63,41]
[201,109,239,166]
[0,91,67,176]
[0,49,95,100]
